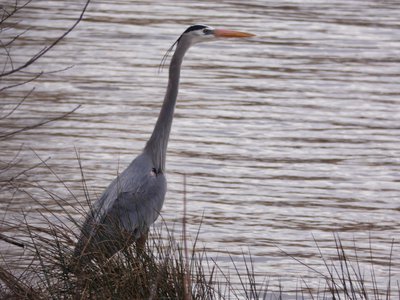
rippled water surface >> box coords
[1,0,399,295]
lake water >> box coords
[1,0,399,296]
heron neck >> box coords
[144,43,189,172]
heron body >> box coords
[75,25,254,259]
[76,152,166,256]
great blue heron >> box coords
[75,25,254,259]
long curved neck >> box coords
[144,42,189,172]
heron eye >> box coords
[203,28,212,35]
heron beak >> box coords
[213,29,255,38]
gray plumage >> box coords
[74,25,254,259]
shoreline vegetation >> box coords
[0,159,398,299]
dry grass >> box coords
[0,156,270,299]
[0,158,398,299]
[0,205,268,299]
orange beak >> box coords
[213,29,255,38]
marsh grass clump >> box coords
[1,199,398,300]
[0,153,272,299]
[0,212,218,299]
[0,160,398,299]
[0,171,268,299]
[282,234,399,299]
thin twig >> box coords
[0,72,42,93]
[0,0,91,78]
[0,104,81,140]
[0,88,34,119]
[182,173,192,300]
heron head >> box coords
[159,24,254,71]
[178,24,255,46]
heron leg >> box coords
[136,230,148,255]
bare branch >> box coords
[2,27,31,48]
[0,88,34,119]
[0,1,33,24]
[0,104,81,140]
[0,72,42,93]
[0,0,91,78]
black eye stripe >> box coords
[183,25,207,34]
